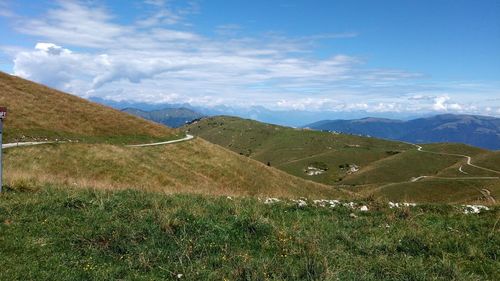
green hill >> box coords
[185,116,412,185]
[185,116,500,203]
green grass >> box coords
[0,186,498,280]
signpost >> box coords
[0,107,6,193]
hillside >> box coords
[0,72,174,144]
[185,116,500,203]
[4,139,346,199]
[122,107,204,128]
[305,114,500,150]
[185,116,413,185]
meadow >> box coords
[1,186,498,280]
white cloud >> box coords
[432,96,450,111]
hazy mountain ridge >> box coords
[90,97,425,127]
[122,107,204,128]
[305,114,500,150]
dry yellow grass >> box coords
[4,138,350,199]
[0,72,173,142]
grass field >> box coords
[0,187,498,280]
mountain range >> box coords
[305,114,500,150]
[89,97,424,127]
[122,107,204,128]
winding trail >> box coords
[2,135,194,149]
[458,166,468,174]
[2,141,54,149]
[126,134,194,147]
[410,144,500,182]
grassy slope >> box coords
[1,187,498,280]
[185,116,412,185]
[0,72,175,144]
[353,144,500,203]
[4,138,347,199]
[185,117,500,203]
[342,142,494,184]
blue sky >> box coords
[0,0,499,116]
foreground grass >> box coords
[1,187,498,280]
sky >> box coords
[0,0,499,116]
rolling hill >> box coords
[122,107,204,128]
[305,114,500,150]
[185,116,413,184]
[184,116,500,203]
[0,73,347,199]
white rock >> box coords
[313,199,340,208]
[463,205,489,214]
[292,199,308,207]
[360,205,369,211]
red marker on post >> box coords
[0,106,6,193]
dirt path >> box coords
[126,134,194,147]
[411,175,499,182]
[2,141,54,149]
[459,166,468,174]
